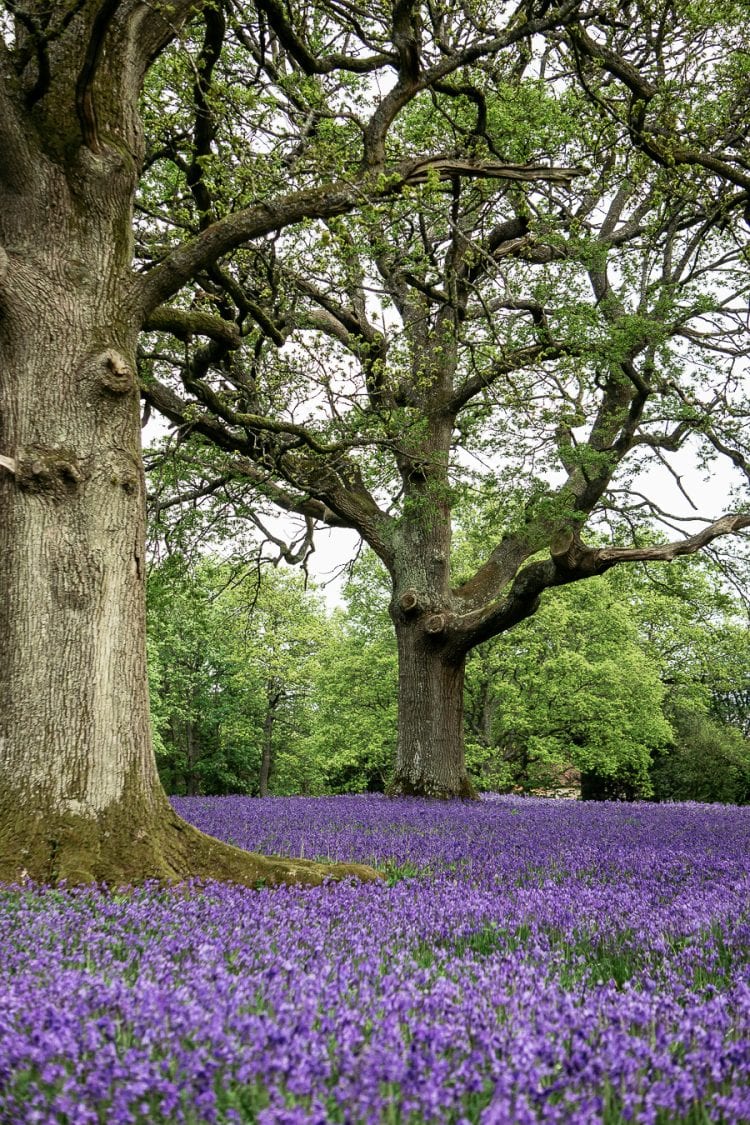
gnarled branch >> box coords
[551,517,750,579]
[129,157,583,319]
[144,306,241,347]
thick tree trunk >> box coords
[0,148,159,882]
[0,147,377,888]
[388,618,477,799]
[383,412,477,799]
[383,404,478,800]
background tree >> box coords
[454,515,750,798]
[148,557,232,796]
[464,580,673,798]
[141,2,750,798]
[148,559,327,796]
[295,561,399,795]
[333,544,690,800]
[144,519,749,804]
[606,553,750,804]
[650,709,750,805]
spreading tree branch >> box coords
[447,515,750,656]
[140,368,396,558]
[551,517,750,577]
[74,0,126,151]
[144,306,241,346]
[253,0,393,74]
[568,24,750,193]
[129,158,582,318]
[185,3,226,226]
[362,0,584,167]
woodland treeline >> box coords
[147,535,750,805]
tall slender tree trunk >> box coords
[185,721,202,797]
[0,138,377,888]
[259,684,279,801]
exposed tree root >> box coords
[163,809,382,887]
[0,799,381,889]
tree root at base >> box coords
[0,805,382,889]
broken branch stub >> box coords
[399,588,421,614]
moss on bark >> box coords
[0,793,381,889]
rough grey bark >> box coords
[0,130,161,878]
[385,414,476,798]
[389,617,474,799]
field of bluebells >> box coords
[1,796,750,1123]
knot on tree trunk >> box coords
[84,350,136,396]
[424,612,447,634]
[398,587,421,614]
[16,446,84,498]
[550,530,599,577]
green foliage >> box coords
[148,542,750,801]
[465,578,672,797]
[651,708,750,805]
[147,541,749,804]
[462,552,750,801]
[147,552,397,797]
[293,613,397,794]
[147,558,328,796]
[604,555,750,800]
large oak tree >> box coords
[141,1,750,798]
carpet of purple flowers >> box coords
[2,795,750,1124]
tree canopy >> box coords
[141,0,750,580]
